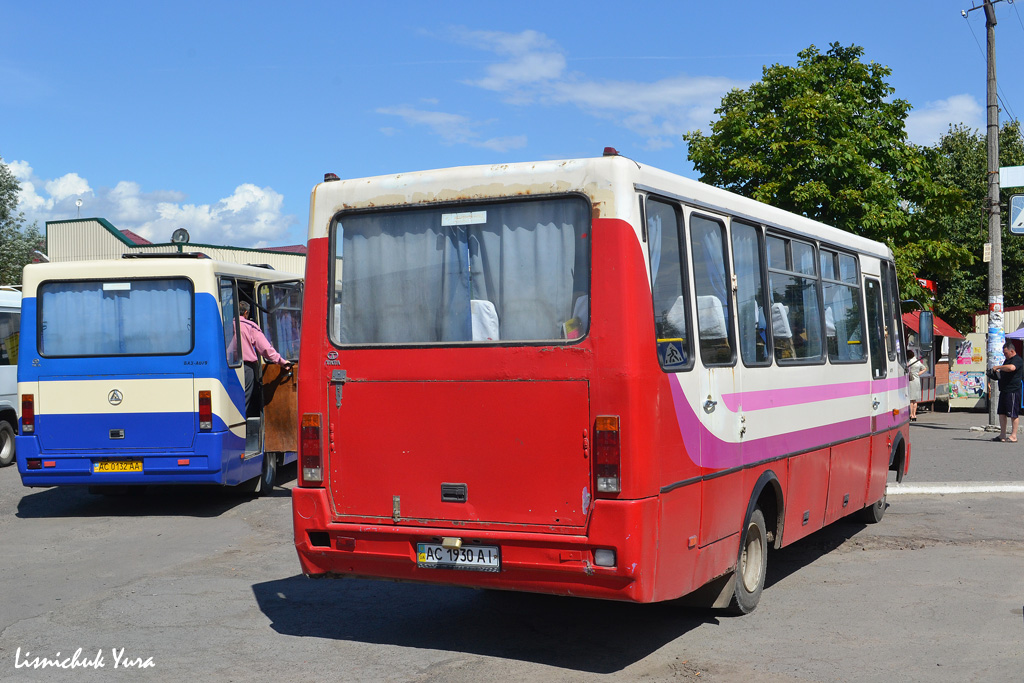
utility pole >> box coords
[985,0,1003,427]
[966,0,1005,425]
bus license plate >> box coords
[94,460,143,473]
[417,543,500,572]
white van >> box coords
[0,287,20,466]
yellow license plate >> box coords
[93,460,143,473]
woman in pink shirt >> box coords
[239,301,291,415]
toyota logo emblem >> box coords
[108,389,123,406]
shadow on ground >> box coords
[252,516,868,674]
[15,462,298,518]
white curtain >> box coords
[40,279,192,356]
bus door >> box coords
[864,277,890,456]
[257,279,302,454]
[688,212,745,547]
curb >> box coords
[887,482,1024,495]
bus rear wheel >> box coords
[0,419,15,467]
[728,507,767,615]
[857,494,886,524]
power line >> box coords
[963,5,1020,125]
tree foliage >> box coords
[920,121,1024,333]
[682,43,971,310]
[0,155,43,286]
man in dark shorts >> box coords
[991,341,1023,442]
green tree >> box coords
[921,121,1024,333]
[0,154,43,286]
[683,43,970,306]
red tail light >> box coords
[594,415,621,494]
[299,413,323,487]
[21,394,35,434]
[198,391,212,431]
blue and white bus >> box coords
[16,253,303,494]
[0,287,20,467]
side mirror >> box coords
[918,311,934,355]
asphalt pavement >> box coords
[895,404,1024,486]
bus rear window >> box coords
[332,196,591,345]
[39,278,194,357]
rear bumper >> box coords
[292,487,660,602]
[15,432,253,486]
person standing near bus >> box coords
[239,300,291,415]
[991,341,1023,443]
[906,349,926,422]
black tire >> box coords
[857,494,886,524]
[260,452,278,492]
[0,419,15,467]
[240,452,276,496]
[728,507,768,615]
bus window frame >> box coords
[326,192,594,349]
[864,277,888,379]
[688,210,737,368]
[764,230,827,367]
[218,276,243,369]
[257,278,303,363]
[644,194,695,373]
[35,276,197,359]
[730,219,773,368]
[819,246,868,366]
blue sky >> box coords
[1,1,1019,249]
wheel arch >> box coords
[744,469,784,550]
[889,432,907,483]
[0,406,17,427]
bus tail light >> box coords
[594,415,621,494]
[198,391,212,431]
[300,413,324,487]
[21,394,35,434]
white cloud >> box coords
[407,28,746,152]
[905,94,983,146]
[44,172,92,202]
[377,105,527,152]
[11,161,296,248]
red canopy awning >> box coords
[901,311,964,339]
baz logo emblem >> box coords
[108,389,124,406]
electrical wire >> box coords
[963,7,1021,125]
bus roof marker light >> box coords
[603,147,619,157]
[324,173,340,182]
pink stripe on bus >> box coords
[669,375,904,471]
[720,375,908,412]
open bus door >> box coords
[255,278,303,480]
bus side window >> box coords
[690,214,735,366]
[731,220,770,365]
[864,278,887,379]
[767,234,824,364]
[821,250,866,363]
[219,278,241,367]
[646,197,693,371]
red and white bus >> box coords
[292,152,910,612]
